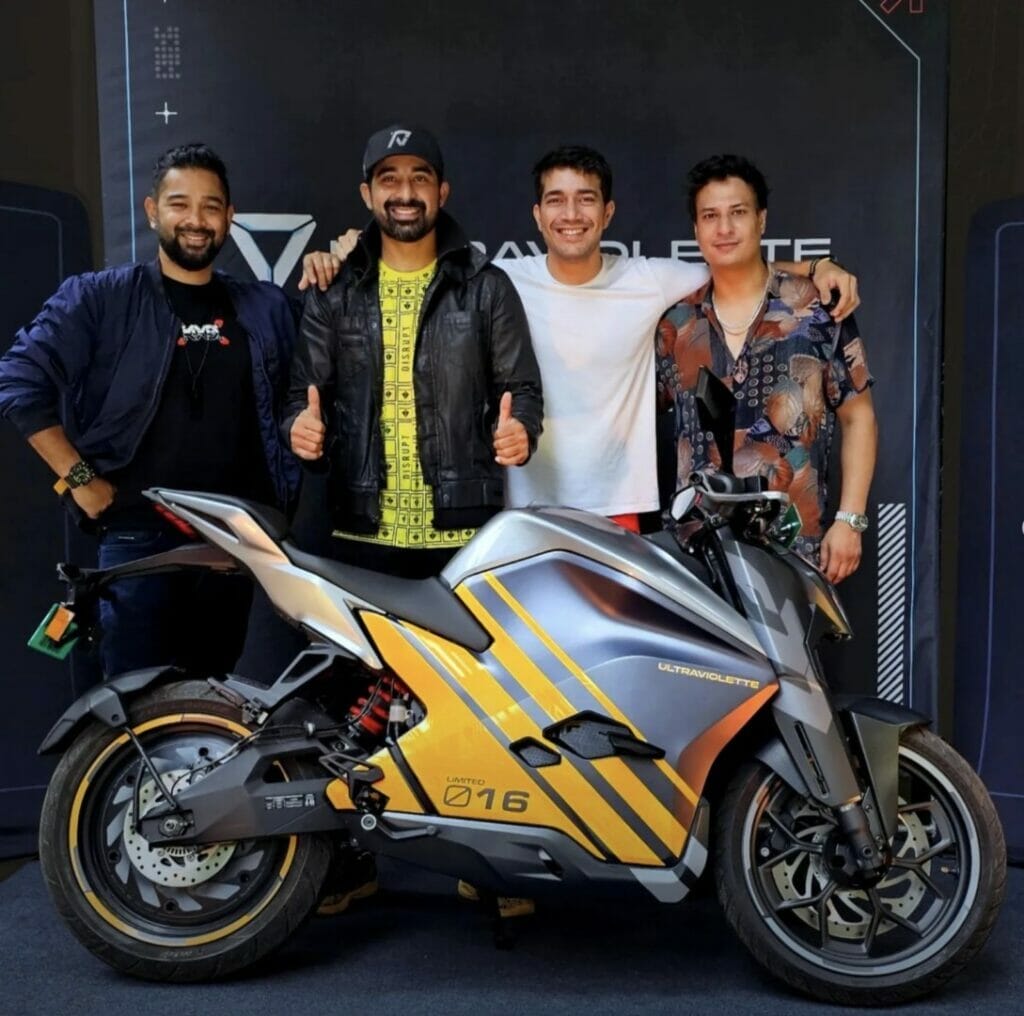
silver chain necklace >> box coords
[711,270,771,334]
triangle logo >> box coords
[229,213,317,286]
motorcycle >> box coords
[33,369,1004,1004]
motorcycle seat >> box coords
[281,542,492,653]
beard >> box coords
[157,224,225,271]
[375,199,437,242]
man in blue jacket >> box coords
[0,142,300,677]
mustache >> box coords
[174,226,216,240]
[383,199,427,213]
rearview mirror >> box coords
[670,487,697,522]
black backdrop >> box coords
[955,196,1024,860]
[0,183,92,857]
[0,0,950,854]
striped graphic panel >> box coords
[876,502,908,703]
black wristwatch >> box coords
[53,459,97,495]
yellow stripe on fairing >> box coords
[460,578,691,859]
[411,621,662,864]
[361,612,603,853]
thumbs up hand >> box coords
[492,391,529,466]
[290,384,327,460]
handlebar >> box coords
[670,471,792,542]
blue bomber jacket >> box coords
[0,259,301,510]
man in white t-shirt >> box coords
[498,145,856,532]
[304,145,858,531]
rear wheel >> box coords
[715,726,1006,1005]
[39,680,331,981]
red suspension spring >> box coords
[348,674,411,737]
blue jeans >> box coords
[97,527,253,678]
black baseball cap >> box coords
[362,124,445,181]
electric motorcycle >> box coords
[33,370,1005,1004]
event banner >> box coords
[955,197,1024,860]
[90,0,948,711]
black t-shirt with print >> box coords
[105,275,273,524]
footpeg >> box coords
[357,813,436,841]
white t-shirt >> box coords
[498,255,709,516]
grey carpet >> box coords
[0,861,1019,1016]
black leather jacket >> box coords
[284,212,543,534]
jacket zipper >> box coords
[413,267,450,487]
[237,303,289,506]
[124,312,180,467]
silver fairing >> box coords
[145,489,384,669]
[444,507,764,658]
[146,494,762,669]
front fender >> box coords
[836,695,930,842]
[38,666,185,755]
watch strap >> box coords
[835,510,869,532]
[54,459,96,495]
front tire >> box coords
[715,726,1006,1005]
[39,680,331,981]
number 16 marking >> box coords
[476,788,530,813]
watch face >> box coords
[66,461,96,488]
[837,511,869,532]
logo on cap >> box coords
[388,129,412,148]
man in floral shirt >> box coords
[657,154,877,582]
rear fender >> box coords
[38,666,184,754]
[38,643,358,756]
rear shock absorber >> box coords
[348,674,412,741]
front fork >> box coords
[716,534,923,879]
[768,677,927,879]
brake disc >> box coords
[769,801,930,941]
[121,770,236,888]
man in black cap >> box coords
[284,123,542,578]
[284,125,542,917]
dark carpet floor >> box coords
[1,860,1019,1016]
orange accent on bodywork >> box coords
[674,682,778,814]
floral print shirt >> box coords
[656,270,873,560]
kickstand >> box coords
[480,891,517,950]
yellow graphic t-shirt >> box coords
[337,260,476,550]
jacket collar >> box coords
[145,256,247,304]
[348,210,485,283]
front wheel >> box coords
[715,726,1006,1006]
[38,680,331,981]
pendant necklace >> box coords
[712,270,771,335]
[177,317,225,416]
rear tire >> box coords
[39,680,331,981]
[715,726,1006,1005]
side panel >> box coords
[361,613,619,861]
[460,556,779,831]
[375,552,778,865]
